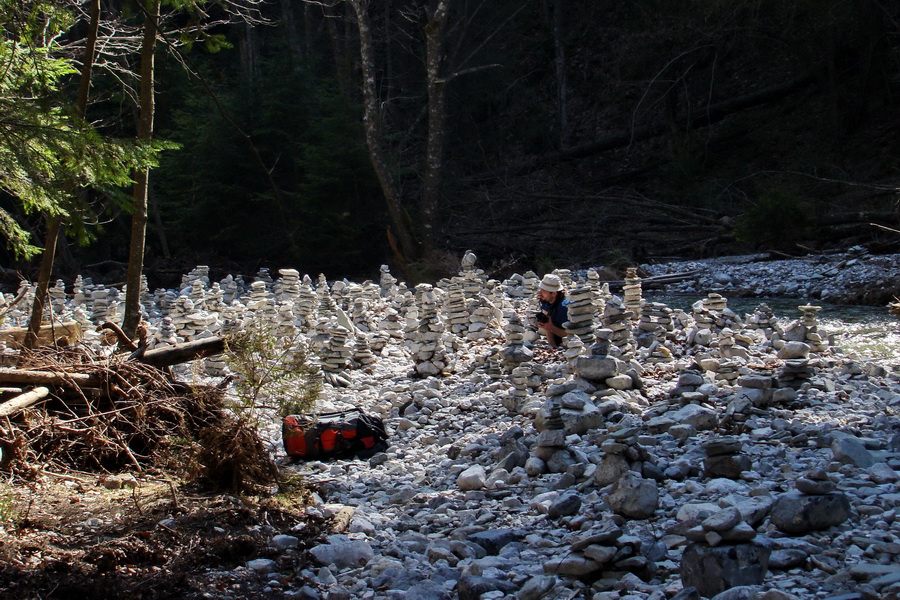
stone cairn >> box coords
[48,280,68,322]
[562,334,585,373]
[408,284,449,377]
[702,437,751,479]
[528,400,572,476]
[545,524,661,582]
[187,279,207,310]
[773,304,827,389]
[554,268,573,289]
[564,283,596,342]
[770,468,851,536]
[315,281,339,325]
[320,323,353,387]
[294,279,317,329]
[444,282,470,336]
[591,425,654,487]
[254,267,273,288]
[502,312,532,371]
[681,505,770,598]
[219,274,241,305]
[744,302,777,337]
[776,338,815,389]
[638,301,674,338]
[622,267,643,320]
[274,268,302,303]
[205,282,225,312]
[245,280,270,311]
[484,347,503,380]
[90,287,114,326]
[503,364,533,413]
[352,335,377,368]
[797,304,827,352]
[600,296,636,359]
[379,264,398,297]
[154,316,179,347]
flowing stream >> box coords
[648,294,900,366]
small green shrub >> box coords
[0,486,17,524]
[224,318,322,420]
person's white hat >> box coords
[539,273,562,292]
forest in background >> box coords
[2,0,900,289]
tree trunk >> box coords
[137,336,226,368]
[347,0,420,263]
[420,0,450,259]
[24,0,101,349]
[552,0,569,149]
[123,0,160,337]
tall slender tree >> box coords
[24,0,102,348]
[122,0,161,337]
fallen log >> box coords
[600,270,699,290]
[137,337,227,369]
[0,368,100,388]
[0,386,49,417]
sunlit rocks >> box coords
[554,268,573,289]
[622,267,643,320]
[320,322,353,387]
[154,316,179,346]
[246,281,270,311]
[379,264,398,297]
[274,268,302,303]
[445,282,470,336]
[293,279,317,329]
[407,284,449,377]
[563,334,585,372]
[273,302,298,340]
[352,334,376,367]
[89,287,113,326]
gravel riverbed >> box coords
[1,248,899,600]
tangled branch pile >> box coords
[0,342,276,492]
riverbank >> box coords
[638,246,900,307]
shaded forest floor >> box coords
[0,476,325,599]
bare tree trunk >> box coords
[348,0,420,263]
[280,0,303,66]
[420,0,450,259]
[24,0,101,349]
[552,0,568,149]
[123,0,160,337]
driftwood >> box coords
[0,386,49,417]
[601,270,699,290]
[138,337,227,369]
[0,368,101,388]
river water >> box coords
[648,294,900,366]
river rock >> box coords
[605,471,659,519]
[769,490,852,534]
[680,541,771,597]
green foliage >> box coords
[0,2,170,258]
[224,318,321,420]
[0,485,17,524]
[735,189,812,248]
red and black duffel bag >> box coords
[282,408,389,460]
